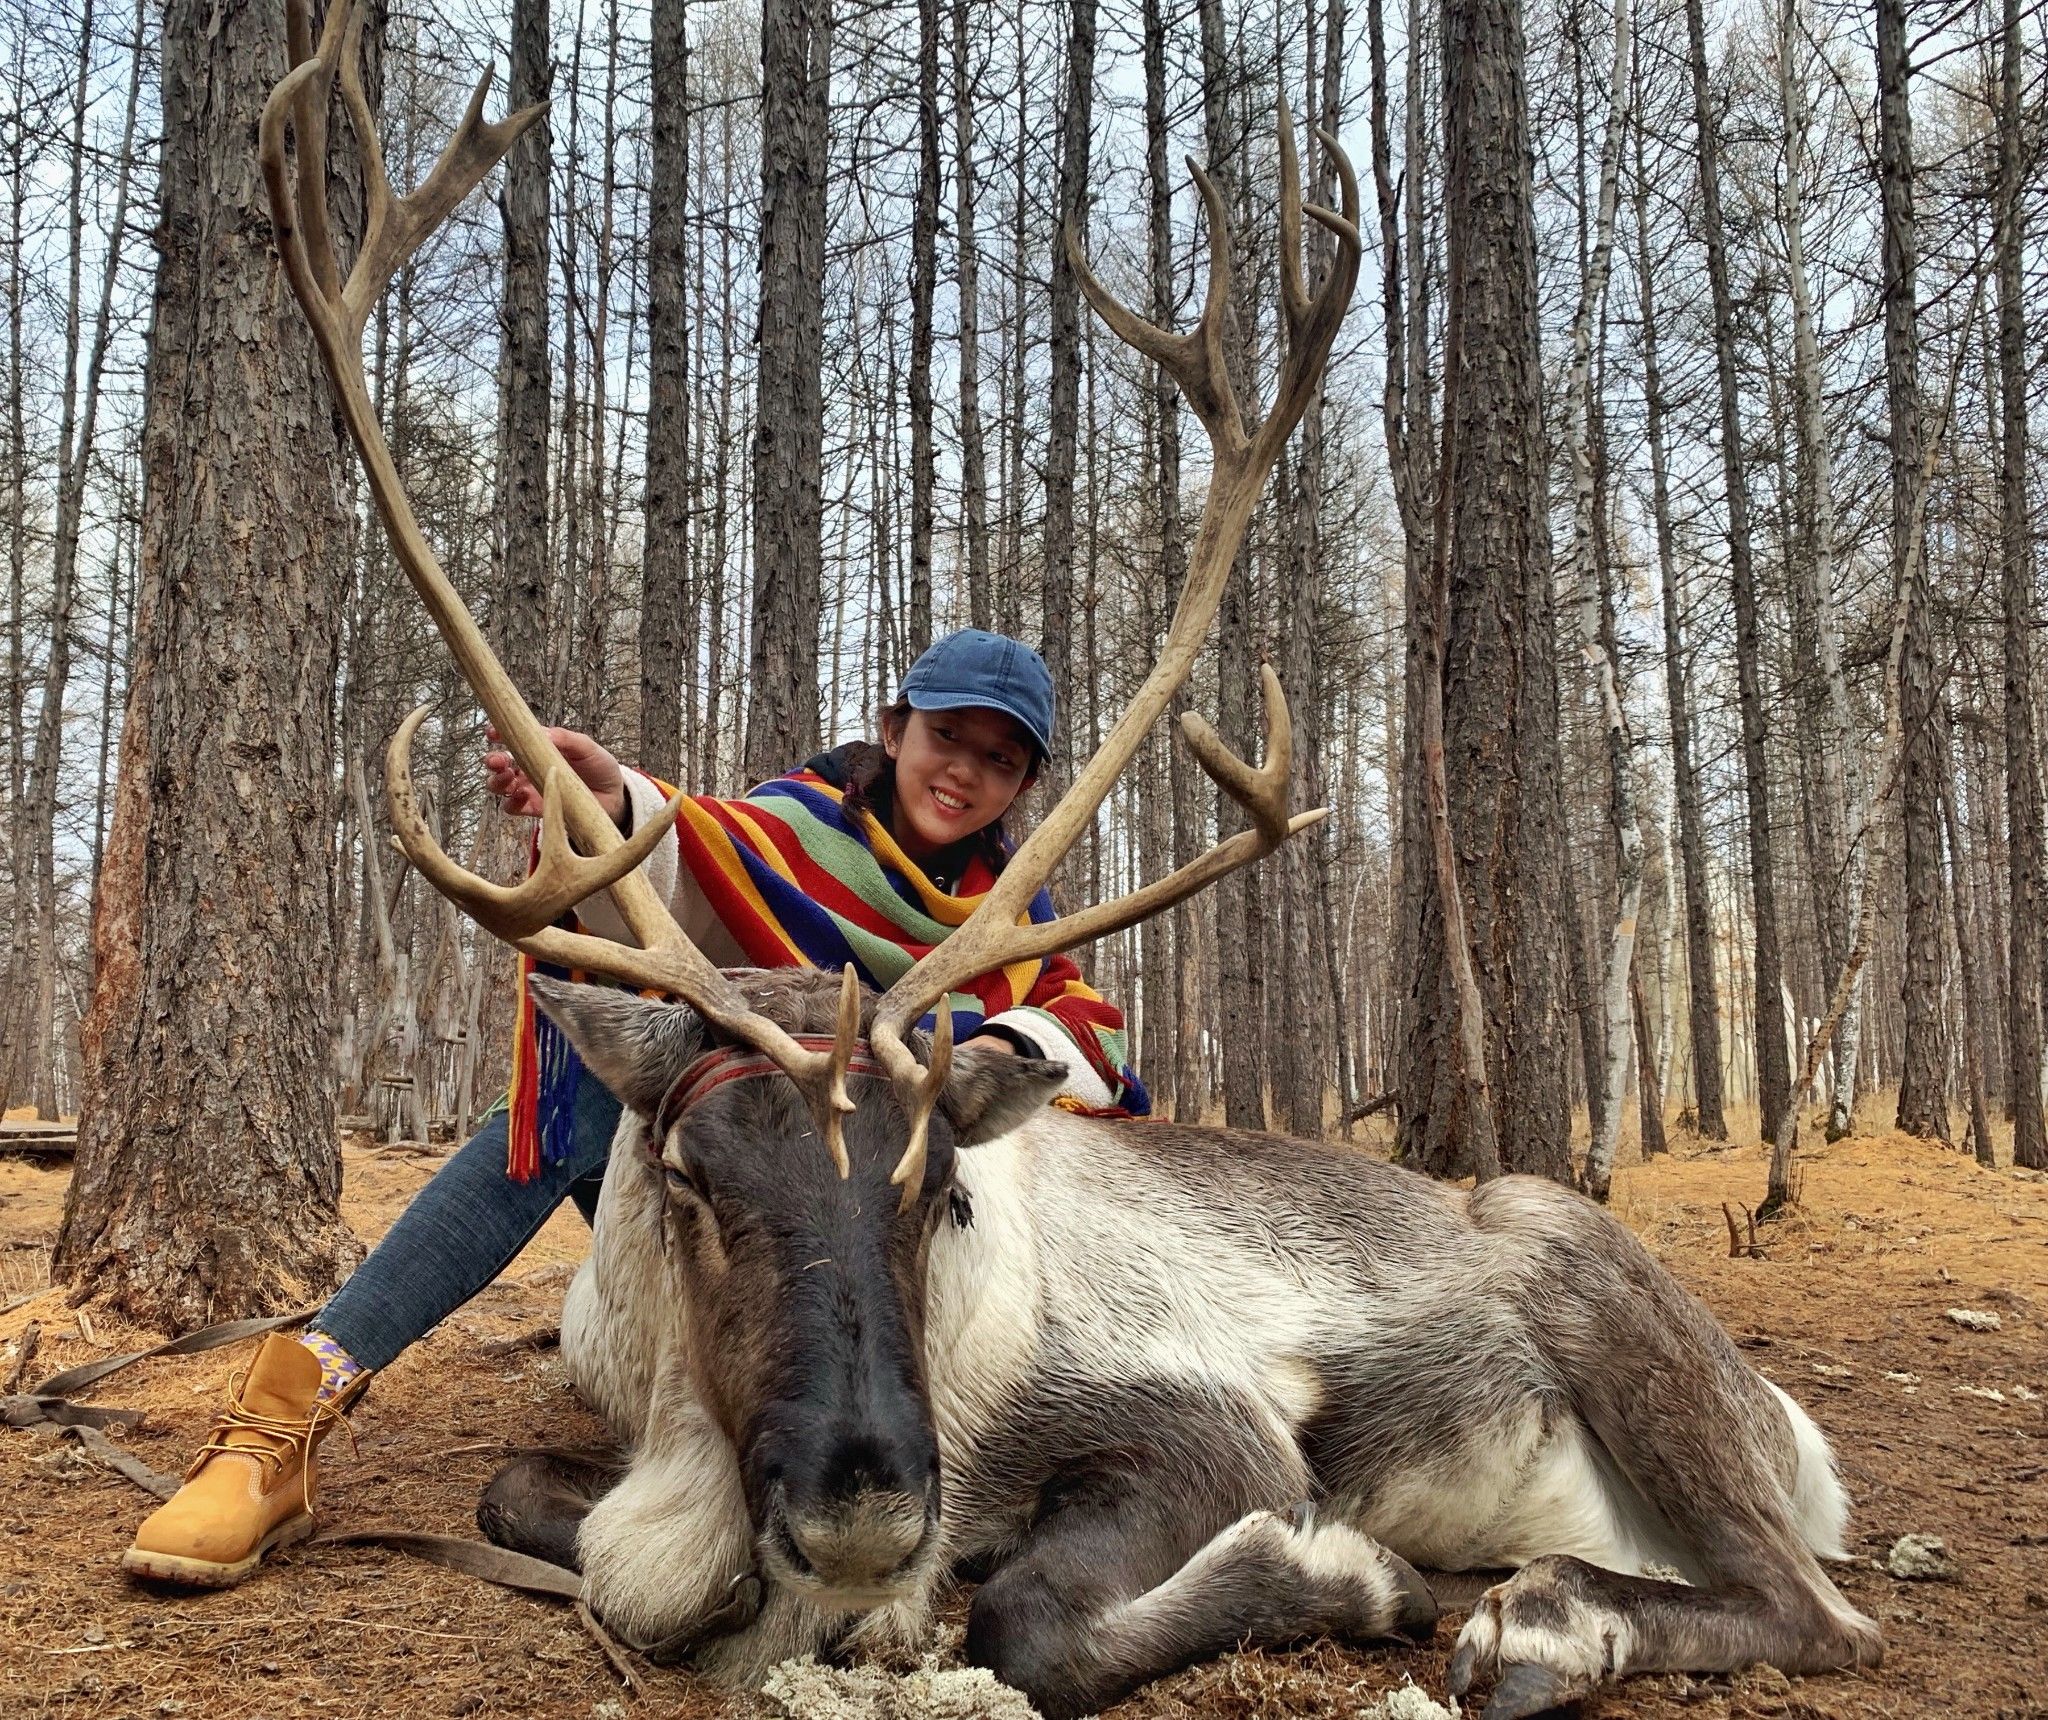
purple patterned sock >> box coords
[298,1330,369,1404]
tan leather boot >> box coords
[122,1333,357,1587]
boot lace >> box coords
[188,1364,361,1518]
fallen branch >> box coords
[481,1326,560,1359]
[1721,1202,1765,1260]
[1343,1091,1398,1124]
[5,1320,40,1394]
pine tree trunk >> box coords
[1197,0,1270,1133]
[1039,0,1095,797]
[1996,0,2046,1168]
[3,0,139,1118]
[1139,0,1203,1121]
[1401,0,1570,1181]
[1879,0,1948,1143]
[1776,0,1863,1140]
[639,0,689,780]
[1633,963,1667,1156]
[907,0,940,662]
[53,0,371,1325]
[1273,0,1344,1138]
[1685,0,1790,1146]
[950,0,991,633]
[1570,0,1636,1205]
[1630,113,1723,1139]
[1940,718,1994,1164]
[746,0,831,782]
[494,0,552,701]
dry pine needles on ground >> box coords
[1,1120,2043,1719]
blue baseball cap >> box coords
[899,629,1056,763]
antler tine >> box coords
[385,706,684,944]
[885,1006,952,1215]
[341,67,549,338]
[813,964,862,1178]
[1278,99,1308,339]
[1182,664,1295,846]
[1310,125,1364,246]
[267,0,341,304]
[1066,228,1189,378]
[1185,159,1246,448]
[1262,126,1362,466]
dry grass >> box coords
[2,1114,2044,1719]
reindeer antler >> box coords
[261,0,864,1165]
[869,102,1361,1206]
[266,0,1355,1195]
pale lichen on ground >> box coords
[761,1655,1044,1720]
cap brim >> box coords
[902,689,1053,763]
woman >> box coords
[123,629,1146,1587]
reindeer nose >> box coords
[775,1429,936,1589]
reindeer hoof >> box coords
[1481,1663,1579,1720]
[1449,1562,1604,1716]
[1386,1555,1439,1644]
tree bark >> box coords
[1273,0,1345,1138]
[1878,0,1948,1143]
[639,0,689,781]
[1138,0,1204,1122]
[0,0,141,1119]
[1633,963,1667,1156]
[1996,0,2046,1168]
[1400,0,1570,1181]
[1570,0,1636,1206]
[746,0,831,783]
[1197,0,1270,1133]
[1630,97,1723,1139]
[1040,0,1096,796]
[1776,0,1863,1140]
[907,0,940,662]
[494,0,553,702]
[1685,0,1790,1146]
[53,0,371,1325]
[1939,717,1994,1165]
[949,0,991,633]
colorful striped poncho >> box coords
[507,747,1150,1181]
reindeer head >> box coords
[528,968,1060,1601]
[261,0,1358,1621]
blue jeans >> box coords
[313,1078,624,1371]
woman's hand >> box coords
[483,726,628,827]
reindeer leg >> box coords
[1455,1178,1884,1717]
[477,1447,625,1570]
[967,1483,1437,1720]
[1450,1553,1880,1720]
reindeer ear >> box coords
[525,977,705,1118]
[940,1041,1067,1147]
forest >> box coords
[0,0,2045,1713]
[0,0,2042,1286]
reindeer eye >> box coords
[663,1164,707,1204]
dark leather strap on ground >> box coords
[312,1529,584,1599]
[2,1308,315,1492]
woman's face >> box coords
[884,706,1037,859]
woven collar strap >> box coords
[652,1036,891,1148]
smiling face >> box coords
[883,706,1038,861]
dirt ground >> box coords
[2,1108,2043,1720]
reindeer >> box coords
[260,6,1883,1715]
